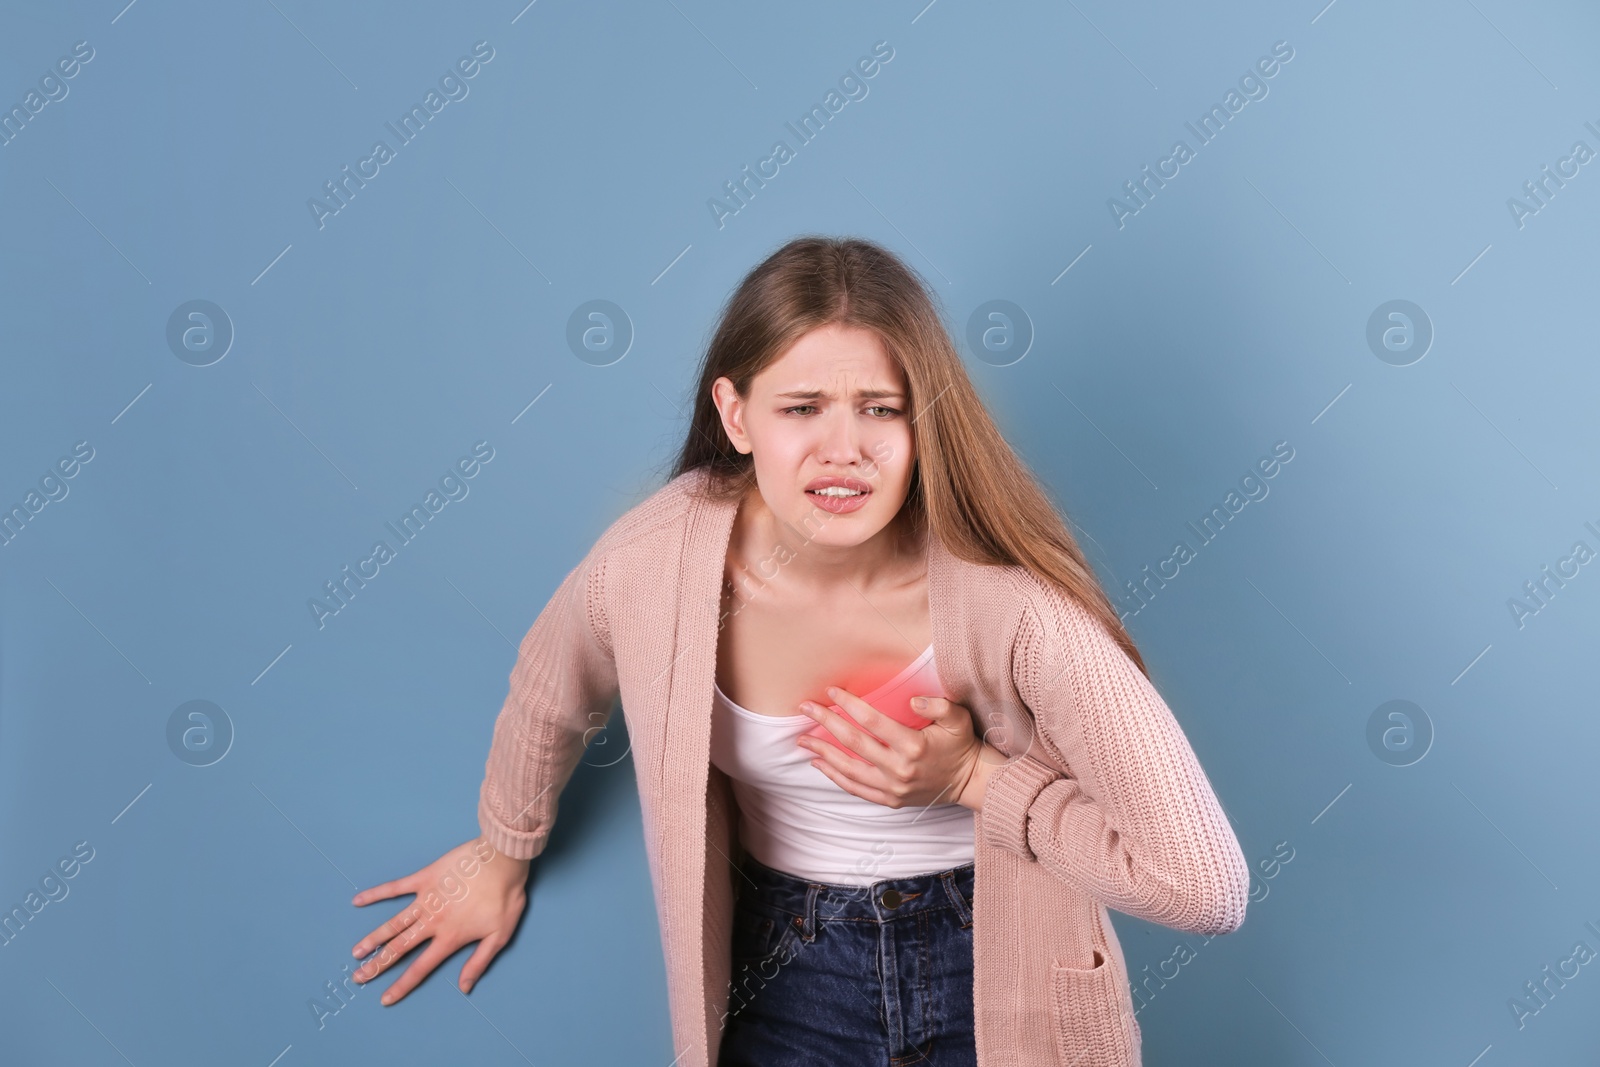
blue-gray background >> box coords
[3,0,1597,1063]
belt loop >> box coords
[939,869,974,928]
[801,883,822,941]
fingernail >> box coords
[911,697,927,710]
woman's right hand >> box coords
[349,836,532,1005]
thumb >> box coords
[911,695,964,729]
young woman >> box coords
[346,237,1251,1066]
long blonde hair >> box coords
[666,235,1148,678]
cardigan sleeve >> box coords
[978,580,1250,935]
[477,543,620,861]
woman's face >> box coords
[713,323,916,548]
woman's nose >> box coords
[814,411,863,460]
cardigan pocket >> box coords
[1048,949,1141,1066]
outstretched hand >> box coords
[796,688,1005,812]
[349,837,531,1006]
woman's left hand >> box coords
[796,688,1002,812]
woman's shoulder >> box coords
[584,466,715,562]
[933,536,1035,605]
[940,547,1099,636]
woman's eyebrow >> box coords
[774,388,906,400]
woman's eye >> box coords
[782,404,900,417]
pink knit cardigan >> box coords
[478,467,1250,1066]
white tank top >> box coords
[709,643,975,885]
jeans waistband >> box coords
[735,851,976,928]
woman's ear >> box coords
[712,377,752,455]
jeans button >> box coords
[880,889,903,909]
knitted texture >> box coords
[478,468,1249,1066]
[988,576,1251,935]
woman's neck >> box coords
[730,482,925,599]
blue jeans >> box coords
[718,852,978,1067]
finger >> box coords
[458,933,506,993]
[810,754,896,807]
[353,871,419,907]
[910,696,974,735]
[379,937,456,1006]
[804,690,894,761]
[356,912,433,984]
[828,686,922,745]
[802,727,868,764]
[353,901,423,961]
[802,729,889,785]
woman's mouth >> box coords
[805,478,872,514]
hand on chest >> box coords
[716,591,944,756]
[718,560,931,691]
